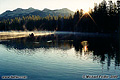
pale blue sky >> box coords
[0,0,117,14]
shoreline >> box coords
[0,31,54,40]
[0,31,117,40]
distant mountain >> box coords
[0,8,74,20]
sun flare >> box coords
[84,9,89,13]
[83,8,90,14]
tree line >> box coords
[0,0,119,33]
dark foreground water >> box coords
[0,32,120,80]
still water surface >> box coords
[0,32,120,80]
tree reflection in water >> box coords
[0,33,119,70]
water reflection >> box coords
[0,33,119,69]
[81,41,88,52]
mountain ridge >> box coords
[0,7,74,20]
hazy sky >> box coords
[0,0,117,14]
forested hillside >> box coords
[0,0,119,33]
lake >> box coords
[0,31,120,80]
